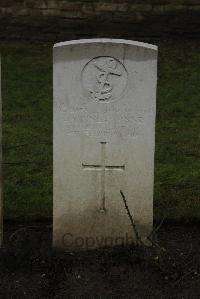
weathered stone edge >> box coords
[54,38,158,51]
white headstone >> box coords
[0,56,2,248]
[53,39,157,250]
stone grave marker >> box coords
[53,39,158,250]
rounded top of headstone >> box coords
[54,38,158,51]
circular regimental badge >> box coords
[81,56,128,102]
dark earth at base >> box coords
[0,222,199,298]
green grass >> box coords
[0,41,200,221]
[155,40,200,221]
[0,43,52,219]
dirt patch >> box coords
[0,222,200,298]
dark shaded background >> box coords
[0,0,200,42]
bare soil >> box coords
[0,222,200,298]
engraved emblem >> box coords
[82,56,128,102]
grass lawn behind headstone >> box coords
[0,41,200,221]
[1,43,52,219]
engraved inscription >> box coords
[82,56,128,102]
[61,106,145,138]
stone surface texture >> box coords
[53,39,157,250]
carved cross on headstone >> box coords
[82,142,125,213]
